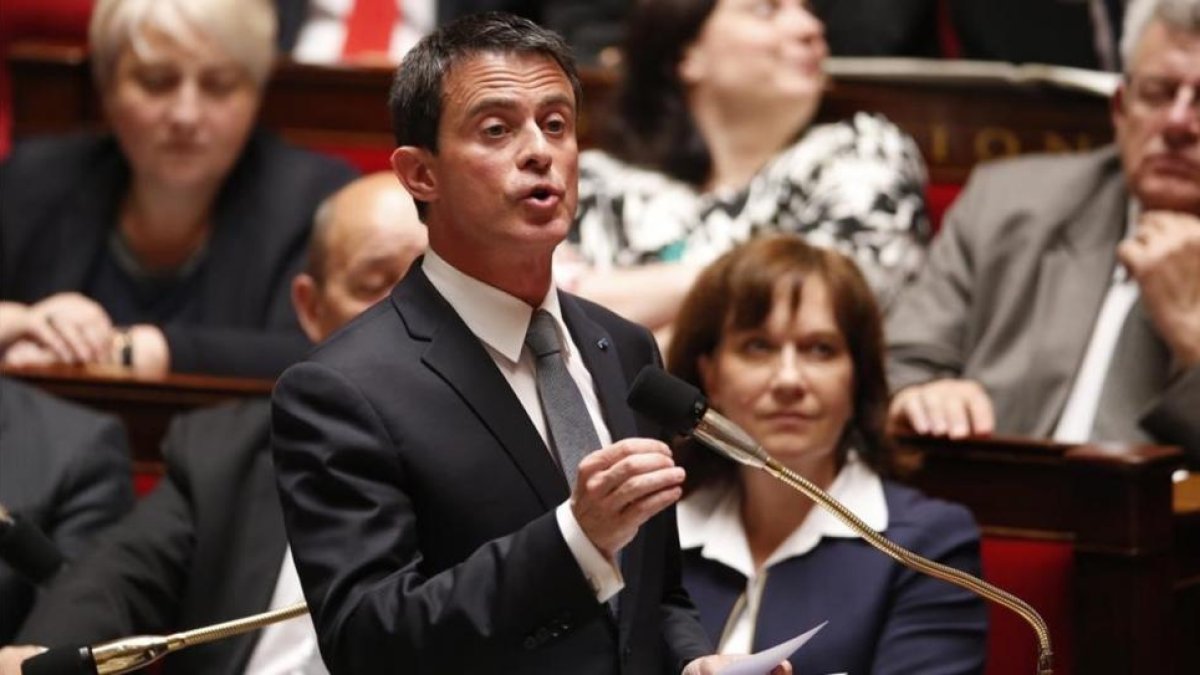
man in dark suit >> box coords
[270,13,770,675]
[0,173,427,674]
[0,378,132,645]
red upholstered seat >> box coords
[308,143,394,174]
[926,182,962,233]
[133,471,161,497]
[981,538,1075,675]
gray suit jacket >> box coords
[887,147,1200,463]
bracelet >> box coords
[113,328,134,368]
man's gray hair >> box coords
[1122,0,1200,71]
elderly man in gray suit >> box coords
[886,0,1200,465]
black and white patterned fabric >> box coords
[568,113,930,309]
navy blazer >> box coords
[682,480,987,674]
[271,265,711,674]
[0,131,356,378]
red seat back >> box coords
[981,537,1075,675]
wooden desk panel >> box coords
[9,43,1113,183]
[2,364,272,472]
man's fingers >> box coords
[585,451,677,496]
[902,391,926,432]
[965,389,996,436]
[918,387,950,435]
[894,380,995,438]
[608,465,685,510]
[578,438,671,475]
[619,484,682,525]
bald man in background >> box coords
[1,174,425,675]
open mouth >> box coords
[521,185,562,208]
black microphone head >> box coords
[21,646,95,675]
[626,366,707,435]
[0,514,65,585]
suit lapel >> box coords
[394,269,569,509]
[559,294,646,642]
[1020,173,1126,436]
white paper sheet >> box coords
[715,621,828,675]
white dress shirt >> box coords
[292,0,436,64]
[677,452,888,654]
[1053,203,1140,443]
[422,249,624,601]
[243,547,328,675]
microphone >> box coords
[21,602,309,675]
[0,502,65,585]
[627,366,1055,675]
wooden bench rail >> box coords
[9,42,1114,184]
[1,364,272,471]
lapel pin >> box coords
[597,337,610,351]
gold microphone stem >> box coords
[761,457,1054,675]
[167,601,309,650]
[90,602,309,674]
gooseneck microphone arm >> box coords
[22,603,309,675]
[627,366,1054,675]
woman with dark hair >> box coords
[562,0,928,333]
[667,235,986,673]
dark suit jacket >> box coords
[949,0,1103,68]
[18,399,289,674]
[0,130,357,378]
[271,266,711,674]
[683,481,987,674]
[0,377,133,644]
[887,147,1200,464]
[810,0,940,57]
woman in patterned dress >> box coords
[561,0,930,334]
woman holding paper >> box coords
[667,235,987,674]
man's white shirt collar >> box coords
[677,451,888,578]
[422,249,571,364]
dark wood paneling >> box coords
[9,42,1113,182]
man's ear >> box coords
[291,274,324,344]
[1111,82,1129,135]
[392,146,438,204]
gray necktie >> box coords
[1091,299,1171,444]
[525,309,602,489]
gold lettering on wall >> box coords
[974,127,1021,160]
[930,124,950,164]
[1043,131,1096,153]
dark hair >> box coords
[604,0,718,187]
[388,11,582,152]
[666,235,893,492]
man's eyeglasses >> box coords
[1126,74,1200,115]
